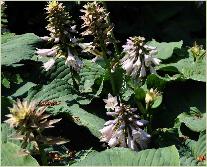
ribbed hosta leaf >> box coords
[39,58,72,84]
[79,60,105,93]
[147,39,183,60]
[27,79,78,103]
[1,123,39,166]
[163,56,206,82]
[175,112,206,133]
[1,32,15,44]
[1,33,42,66]
[46,104,105,138]
[72,146,180,166]
[180,156,198,166]
[1,142,39,166]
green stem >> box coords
[70,67,79,90]
[99,38,116,95]
[39,144,48,166]
[102,2,120,58]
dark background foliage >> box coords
[4,1,206,46]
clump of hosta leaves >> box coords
[36,0,83,71]
[4,99,68,155]
[100,94,151,151]
[121,36,161,79]
[80,1,114,60]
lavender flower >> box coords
[121,36,161,79]
[43,58,55,71]
[100,94,151,151]
[65,48,83,72]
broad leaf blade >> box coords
[72,146,180,166]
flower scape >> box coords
[1,0,206,166]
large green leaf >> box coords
[27,79,78,103]
[1,123,39,166]
[1,142,39,166]
[39,58,72,84]
[147,39,183,60]
[72,146,180,166]
[170,57,205,82]
[79,60,105,93]
[47,104,105,138]
[175,111,206,133]
[1,32,15,44]
[1,33,41,66]
[11,82,37,98]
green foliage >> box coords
[79,59,105,93]
[147,39,183,60]
[1,123,39,166]
[62,104,105,138]
[151,95,163,109]
[11,82,37,98]
[175,109,206,134]
[1,33,42,66]
[1,32,16,44]
[27,79,78,103]
[168,56,205,82]
[1,142,39,166]
[72,146,180,166]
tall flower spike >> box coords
[36,0,83,71]
[100,94,151,151]
[80,2,113,58]
[121,36,161,79]
[4,99,68,153]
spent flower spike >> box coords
[4,99,68,153]
[80,2,113,59]
[121,36,161,79]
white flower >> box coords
[139,65,146,77]
[36,48,57,57]
[43,58,55,71]
[70,25,77,33]
[103,93,118,110]
[40,36,50,41]
[65,48,83,72]
[151,57,161,66]
[91,56,104,63]
[54,38,59,43]
[99,124,114,142]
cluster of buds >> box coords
[4,99,68,154]
[100,94,150,151]
[121,36,161,79]
[80,2,113,59]
[36,0,83,72]
[145,88,161,108]
[190,41,205,61]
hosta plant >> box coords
[1,0,206,166]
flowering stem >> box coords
[70,67,79,90]
[102,2,120,58]
[39,144,48,166]
[100,38,116,95]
